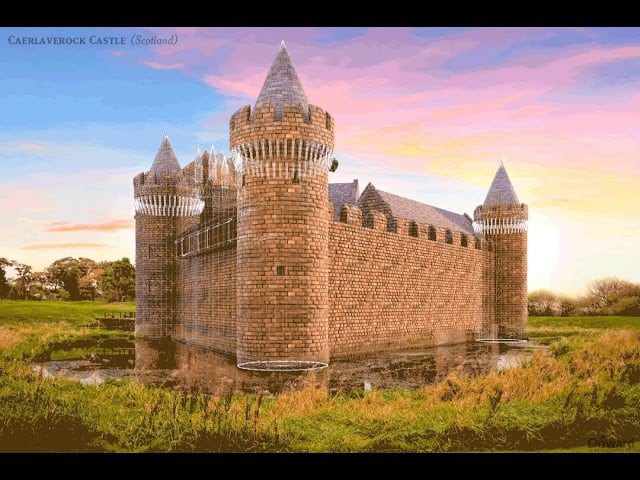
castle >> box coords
[133,42,528,370]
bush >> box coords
[606,297,640,316]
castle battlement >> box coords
[338,204,491,251]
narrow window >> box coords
[428,226,437,241]
[292,168,300,184]
[445,230,453,244]
[461,234,468,247]
[242,174,246,187]
[475,238,481,250]
[276,265,286,276]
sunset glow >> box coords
[1,27,639,295]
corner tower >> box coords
[133,135,204,340]
[473,162,528,339]
[230,42,335,370]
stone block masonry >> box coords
[133,42,528,369]
[328,213,495,357]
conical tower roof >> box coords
[150,135,181,176]
[483,162,520,207]
[254,41,309,118]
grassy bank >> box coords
[0,301,639,452]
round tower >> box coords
[230,42,335,370]
[133,135,204,340]
[473,162,528,340]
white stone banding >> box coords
[134,195,204,217]
[472,218,528,235]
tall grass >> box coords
[1,330,639,452]
[1,302,639,452]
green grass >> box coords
[530,316,640,331]
[0,299,134,326]
[0,301,639,452]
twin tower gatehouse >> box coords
[133,42,528,370]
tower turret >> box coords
[133,135,204,340]
[230,42,335,370]
[473,162,528,339]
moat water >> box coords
[33,338,548,396]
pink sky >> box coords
[1,27,639,295]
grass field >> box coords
[0,300,639,452]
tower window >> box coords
[276,265,286,276]
[428,226,436,241]
[242,174,246,187]
[475,238,481,250]
[445,230,453,244]
[292,169,300,184]
[461,234,468,247]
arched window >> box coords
[445,230,453,244]
[461,234,468,247]
[428,225,437,241]
[475,238,481,250]
[409,221,419,237]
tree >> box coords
[0,257,12,299]
[46,257,97,301]
[13,262,33,299]
[30,271,51,300]
[528,290,557,316]
[587,277,639,309]
[100,258,135,302]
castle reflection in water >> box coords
[134,339,534,396]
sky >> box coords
[0,27,639,295]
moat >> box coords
[33,338,547,396]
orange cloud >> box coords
[44,219,134,232]
[22,243,109,251]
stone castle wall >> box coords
[166,202,496,359]
[328,205,495,358]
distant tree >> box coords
[607,296,640,316]
[46,257,97,301]
[100,258,135,302]
[30,271,51,300]
[13,262,34,299]
[0,257,12,299]
[588,277,639,309]
[556,294,576,317]
[528,290,557,316]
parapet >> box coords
[363,210,387,231]
[339,204,362,226]
[230,103,334,134]
[336,208,490,252]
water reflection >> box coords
[34,338,544,396]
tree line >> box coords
[528,277,640,316]
[0,257,135,302]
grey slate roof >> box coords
[370,187,475,235]
[254,41,309,119]
[483,162,520,207]
[150,135,181,176]
[329,180,360,220]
